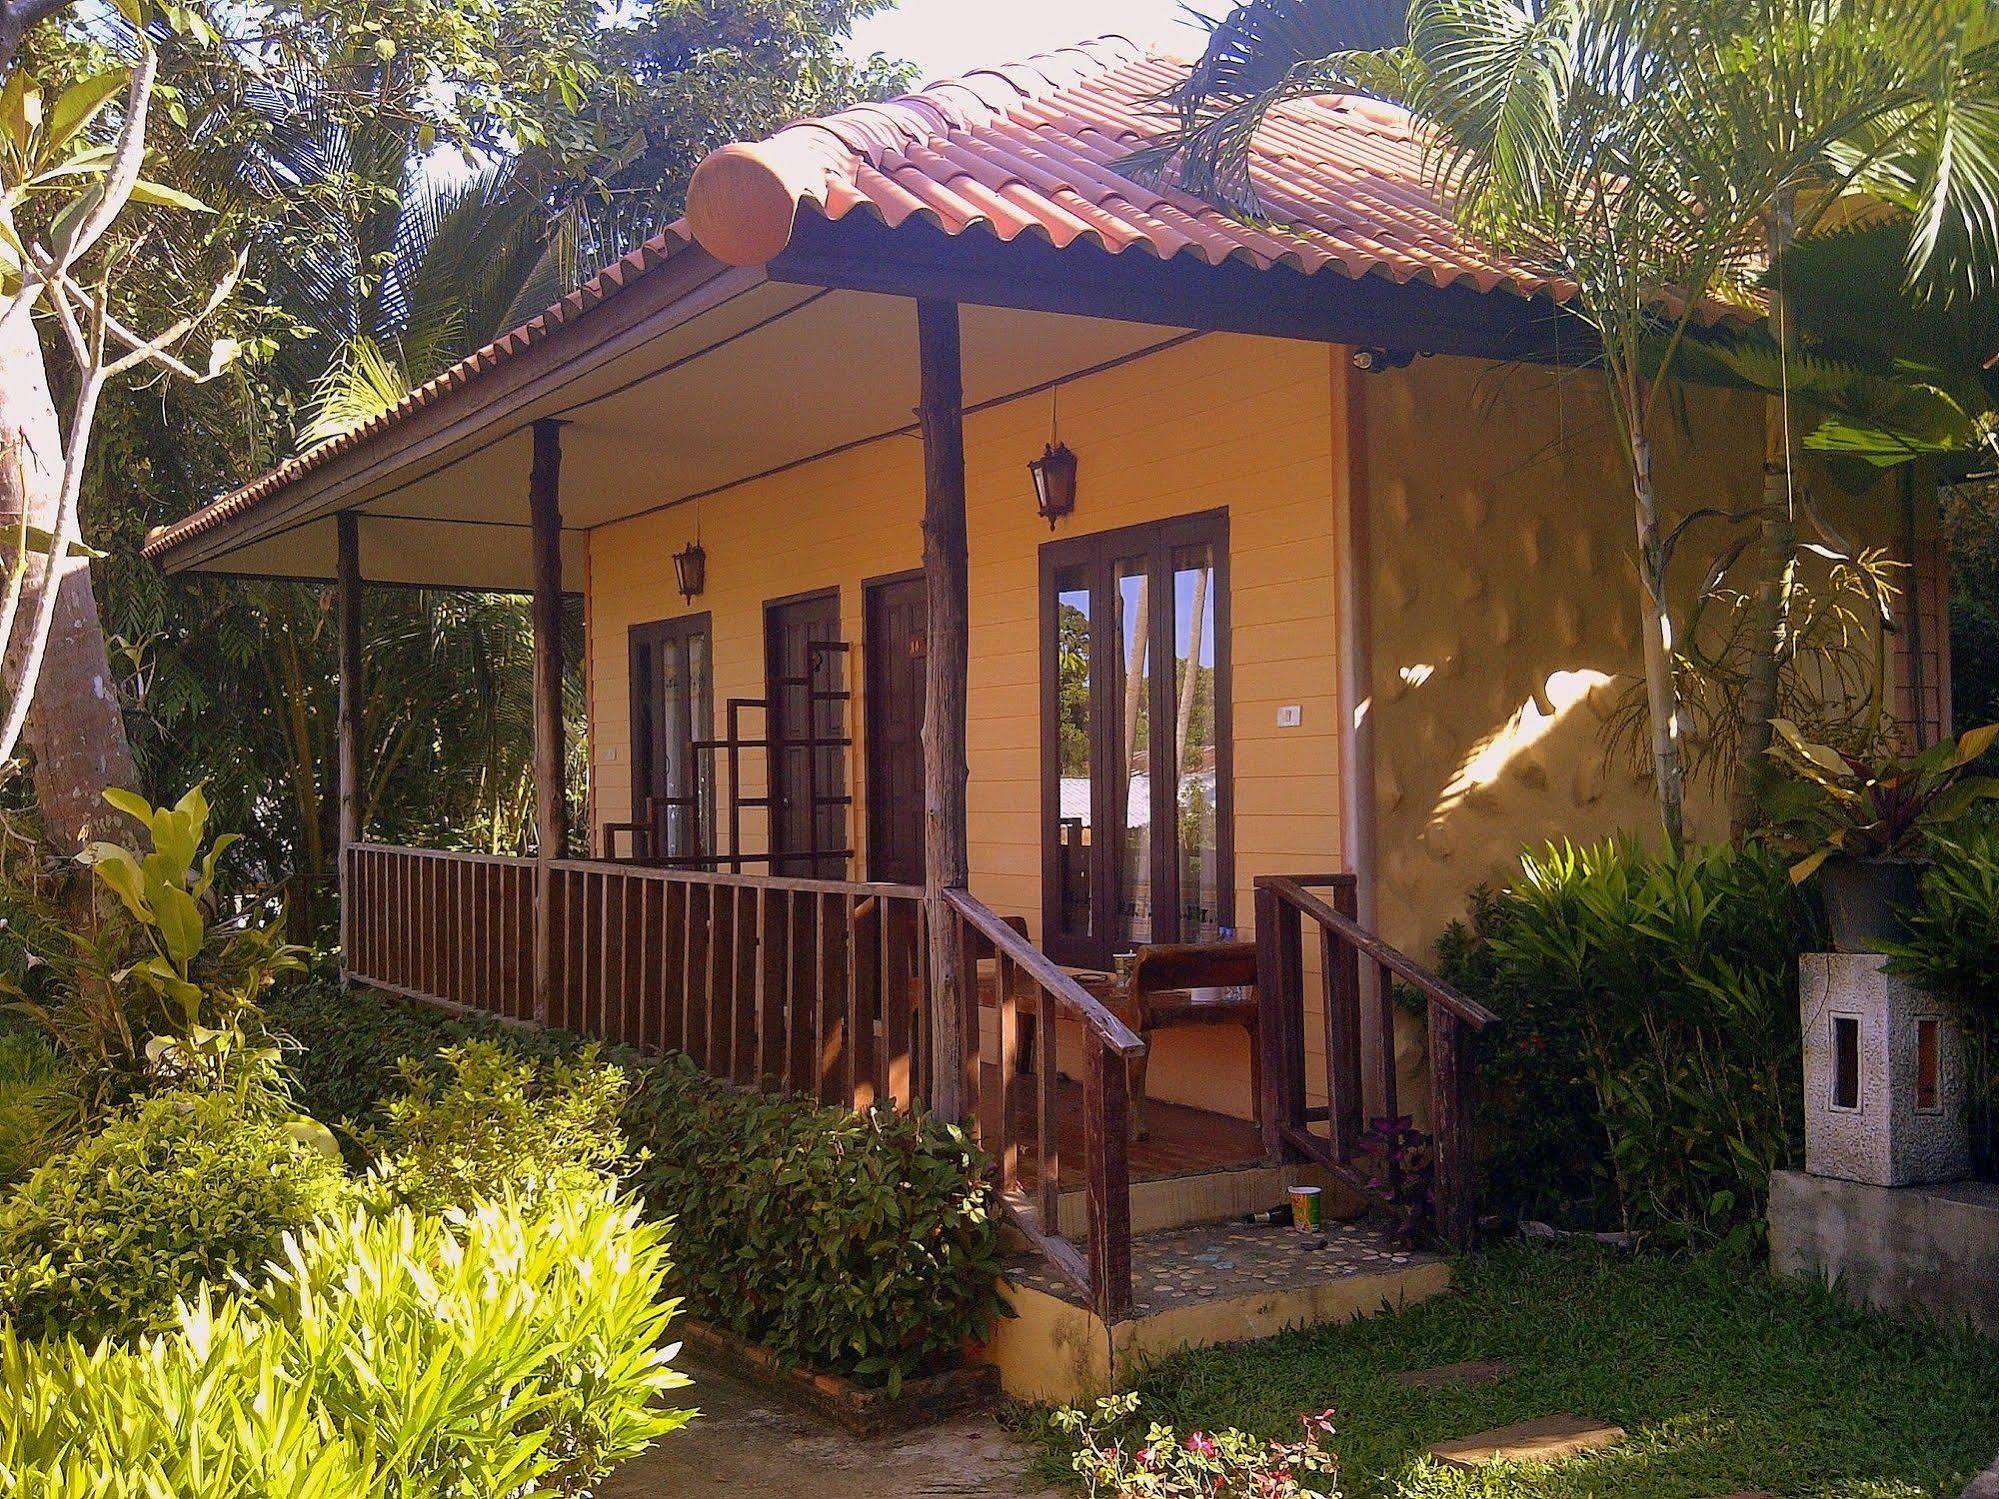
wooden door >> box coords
[865,574,927,885]
[628,614,712,863]
[764,590,847,877]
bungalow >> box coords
[144,35,1943,1375]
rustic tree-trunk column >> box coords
[530,419,568,1026]
[916,300,971,1125]
[335,511,363,975]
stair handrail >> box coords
[1253,872,1496,1247]
[944,887,1140,1323]
[1256,876,1497,1030]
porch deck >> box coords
[977,1062,1262,1186]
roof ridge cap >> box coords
[766,33,1148,168]
[685,33,1150,266]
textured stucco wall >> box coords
[1360,359,1903,957]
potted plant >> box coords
[1757,719,1999,952]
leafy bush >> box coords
[1885,819,1999,1171]
[271,983,1007,1387]
[10,788,302,1128]
[626,1054,1008,1392]
[0,1188,689,1497]
[266,979,599,1132]
[0,1090,348,1342]
[367,1041,630,1212]
[1053,1392,1341,1498]
[0,1025,61,1185]
[1442,840,1809,1241]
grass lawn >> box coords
[1024,1243,1999,1497]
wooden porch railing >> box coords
[1252,873,1498,1246]
[342,843,930,1111]
[946,888,1145,1324]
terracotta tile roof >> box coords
[685,33,1575,304]
[146,34,1636,562]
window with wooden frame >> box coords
[1039,510,1232,969]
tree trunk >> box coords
[916,298,970,1126]
[1628,425,1687,856]
[0,301,137,854]
[1732,199,1798,838]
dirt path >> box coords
[602,1361,1062,1498]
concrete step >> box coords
[1429,1414,1626,1469]
[1393,1358,1516,1390]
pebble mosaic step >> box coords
[1429,1414,1626,1469]
[1006,1216,1437,1317]
[1392,1358,1517,1390]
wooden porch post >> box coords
[530,418,567,1026]
[916,300,971,1125]
[335,511,363,978]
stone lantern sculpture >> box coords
[1801,953,1970,1187]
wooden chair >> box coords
[1123,940,1261,1139]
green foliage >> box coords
[10,789,302,1126]
[0,1089,348,1343]
[0,1024,61,1184]
[1442,841,1808,1240]
[265,978,605,1132]
[270,981,1006,1388]
[0,1189,689,1498]
[623,1054,1009,1393]
[1883,820,1999,1024]
[1030,1242,1999,1499]
[367,1041,629,1213]
[1052,1391,1341,1499]
[1757,718,1999,879]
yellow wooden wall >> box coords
[586,332,1346,1115]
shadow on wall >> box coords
[1365,356,1762,951]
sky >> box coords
[845,0,1215,84]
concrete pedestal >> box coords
[1800,953,1969,1187]
[1769,1170,1999,1337]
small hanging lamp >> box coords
[672,539,706,603]
[1028,384,1078,529]
[674,500,706,604]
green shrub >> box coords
[272,984,1006,1387]
[266,979,599,1132]
[367,1041,630,1212]
[0,1025,61,1185]
[626,1054,1008,1392]
[7,788,303,1133]
[0,1090,349,1342]
[1885,819,1999,1170]
[1442,840,1809,1242]
[0,1187,689,1497]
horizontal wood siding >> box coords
[586,332,1346,1119]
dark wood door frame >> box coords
[864,569,927,885]
[626,611,713,864]
[764,587,849,877]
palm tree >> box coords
[1157,0,1999,852]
